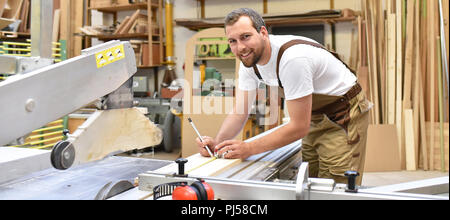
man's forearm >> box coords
[215,111,249,143]
[247,122,307,155]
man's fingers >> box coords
[217,144,238,158]
[214,140,238,152]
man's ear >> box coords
[259,26,269,37]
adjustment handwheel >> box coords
[50,140,75,170]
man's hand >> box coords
[215,140,253,159]
[195,136,217,157]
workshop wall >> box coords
[90,0,361,92]
[172,0,361,79]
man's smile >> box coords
[239,50,252,59]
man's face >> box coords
[225,16,266,67]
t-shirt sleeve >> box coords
[279,57,314,100]
[238,62,259,91]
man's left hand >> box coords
[214,140,253,159]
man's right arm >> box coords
[196,88,256,156]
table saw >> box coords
[0,39,448,199]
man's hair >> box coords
[224,8,266,33]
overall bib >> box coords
[253,40,372,185]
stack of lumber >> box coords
[175,9,356,31]
[113,10,149,35]
[358,0,449,171]
[0,0,30,33]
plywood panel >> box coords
[364,124,401,172]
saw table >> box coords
[108,126,448,200]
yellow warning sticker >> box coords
[95,44,125,68]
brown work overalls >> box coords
[253,40,372,185]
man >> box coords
[195,8,371,184]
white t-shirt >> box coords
[238,35,357,100]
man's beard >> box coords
[240,40,265,68]
[240,50,262,67]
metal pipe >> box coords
[165,0,174,65]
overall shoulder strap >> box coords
[252,66,263,80]
[275,39,356,89]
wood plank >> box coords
[189,158,242,176]
[71,0,83,57]
[153,153,218,174]
[437,37,446,172]
[419,70,428,170]
[412,0,421,170]
[403,0,415,110]
[0,0,7,16]
[387,13,396,125]
[17,0,29,33]
[367,0,380,124]
[425,122,449,171]
[52,9,60,43]
[2,0,23,19]
[376,0,386,123]
[404,109,417,170]
[119,9,141,34]
[395,0,404,168]
[59,0,71,57]
[113,16,130,34]
[428,0,436,170]
[73,108,162,165]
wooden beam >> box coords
[395,0,404,164]
[404,109,417,170]
[119,9,141,34]
[412,0,421,170]
[428,0,436,170]
[73,108,163,165]
[387,13,396,125]
[403,0,415,110]
[52,9,60,43]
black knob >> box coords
[175,158,188,176]
[344,170,359,193]
[62,129,70,137]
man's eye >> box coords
[229,40,236,44]
[243,35,250,39]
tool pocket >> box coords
[357,93,373,114]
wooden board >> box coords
[119,9,141,34]
[364,124,401,172]
[2,0,23,19]
[386,13,396,125]
[52,9,60,42]
[71,108,162,165]
[425,122,449,171]
[404,109,417,170]
[155,139,301,179]
[0,17,13,29]
[114,16,130,34]
[71,0,83,57]
[395,0,404,170]
[0,0,7,16]
[403,0,415,110]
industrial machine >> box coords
[0,0,448,201]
